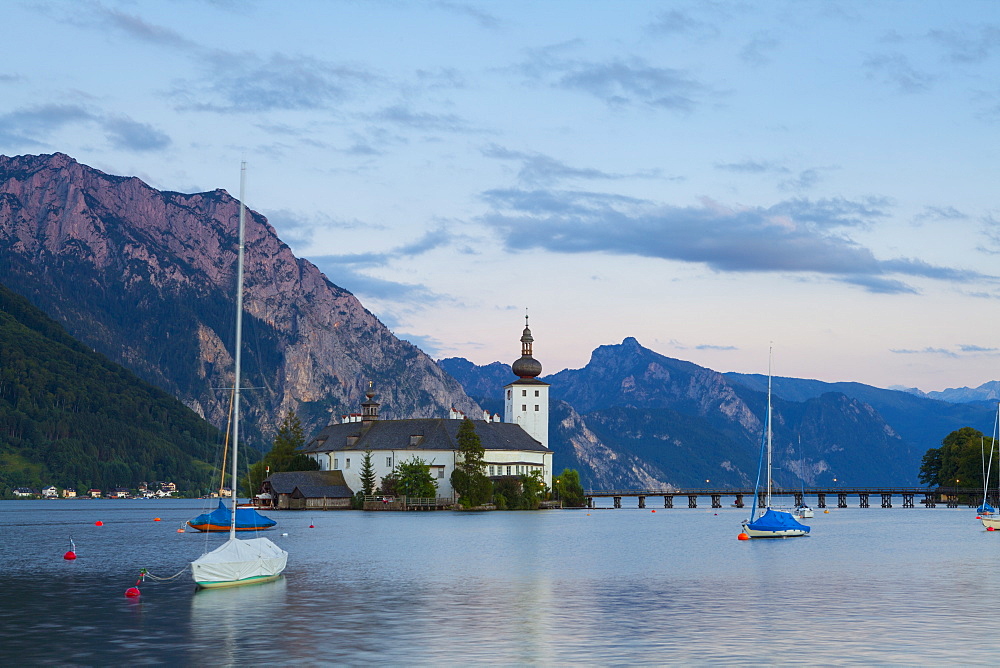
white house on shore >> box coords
[302,319,553,498]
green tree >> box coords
[918,427,993,489]
[519,470,547,510]
[553,468,586,507]
[245,409,319,495]
[395,456,438,498]
[451,418,492,507]
[359,449,376,496]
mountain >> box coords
[890,380,1000,405]
[0,280,220,494]
[0,153,480,446]
[442,337,981,489]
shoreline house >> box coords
[301,319,553,500]
[260,470,354,510]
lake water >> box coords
[0,497,995,665]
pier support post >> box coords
[688,495,698,508]
[837,493,848,508]
[924,493,935,508]
[587,497,593,508]
[794,492,803,506]
[902,493,914,508]
[881,493,892,508]
[638,495,646,509]
[613,496,622,509]
[859,493,869,508]
[946,494,958,508]
[734,493,744,508]
[817,493,826,509]
[711,494,722,509]
[663,495,673,508]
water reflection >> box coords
[190,578,288,665]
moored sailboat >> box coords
[190,163,287,588]
[741,348,810,538]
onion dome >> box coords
[511,315,542,379]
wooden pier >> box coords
[584,487,988,509]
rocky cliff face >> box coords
[0,153,480,445]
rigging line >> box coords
[219,386,235,494]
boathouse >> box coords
[261,470,354,510]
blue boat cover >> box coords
[979,502,996,513]
[188,500,277,530]
[746,508,810,533]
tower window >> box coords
[522,390,527,396]
[535,390,539,397]
[506,390,511,399]
[535,405,539,411]
[522,404,526,411]
[346,458,351,469]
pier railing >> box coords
[583,487,985,509]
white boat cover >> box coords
[191,537,287,585]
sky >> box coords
[3,0,1000,392]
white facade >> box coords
[504,381,549,448]
[309,430,553,497]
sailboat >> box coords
[190,163,288,588]
[741,348,810,538]
[187,499,277,532]
[981,403,1000,528]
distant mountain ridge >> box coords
[0,153,480,445]
[442,338,993,489]
[890,381,1000,405]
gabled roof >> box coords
[291,484,354,499]
[264,470,353,497]
[303,418,549,454]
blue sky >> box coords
[4,0,1000,391]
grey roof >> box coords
[291,484,354,499]
[264,470,353,496]
[303,418,549,454]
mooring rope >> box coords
[141,566,190,581]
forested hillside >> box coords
[0,282,222,495]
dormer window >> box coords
[410,435,423,446]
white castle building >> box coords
[302,318,553,498]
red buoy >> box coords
[309,524,315,528]
[63,551,77,560]
[651,510,656,513]
[94,521,103,526]
[738,532,750,540]
[154,518,161,522]
[124,587,141,598]
[989,526,996,531]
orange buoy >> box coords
[94,521,103,526]
[176,528,185,533]
[124,587,140,598]
[738,532,750,540]
[154,518,161,522]
[63,551,77,560]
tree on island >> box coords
[553,468,586,507]
[382,456,438,499]
[919,426,993,490]
[451,418,493,507]
[359,449,376,496]
[244,409,319,496]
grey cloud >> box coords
[311,257,441,303]
[916,205,968,221]
[520,49,707,111]
[960,344,998,353]
[480,188,989,292]
[740,34,779,66]
[0,104,171,153]
[176,51,374,113]
[863,53,933,93]
[715,160,790,174]
[929,26,1000,64]
[433,1,501,30]
[99,6,198,49]
[102,116,171,151]
[778,168,823,191]
[372,105,471,132]
[890,347,959,357]
[482,144,659,186]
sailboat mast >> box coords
[766,346,773,508]
[229,162,247,540]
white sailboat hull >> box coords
[981,516,1000,530]
[192,537,287,588]
[794,507,814,519]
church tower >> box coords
[504,315,549,448]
